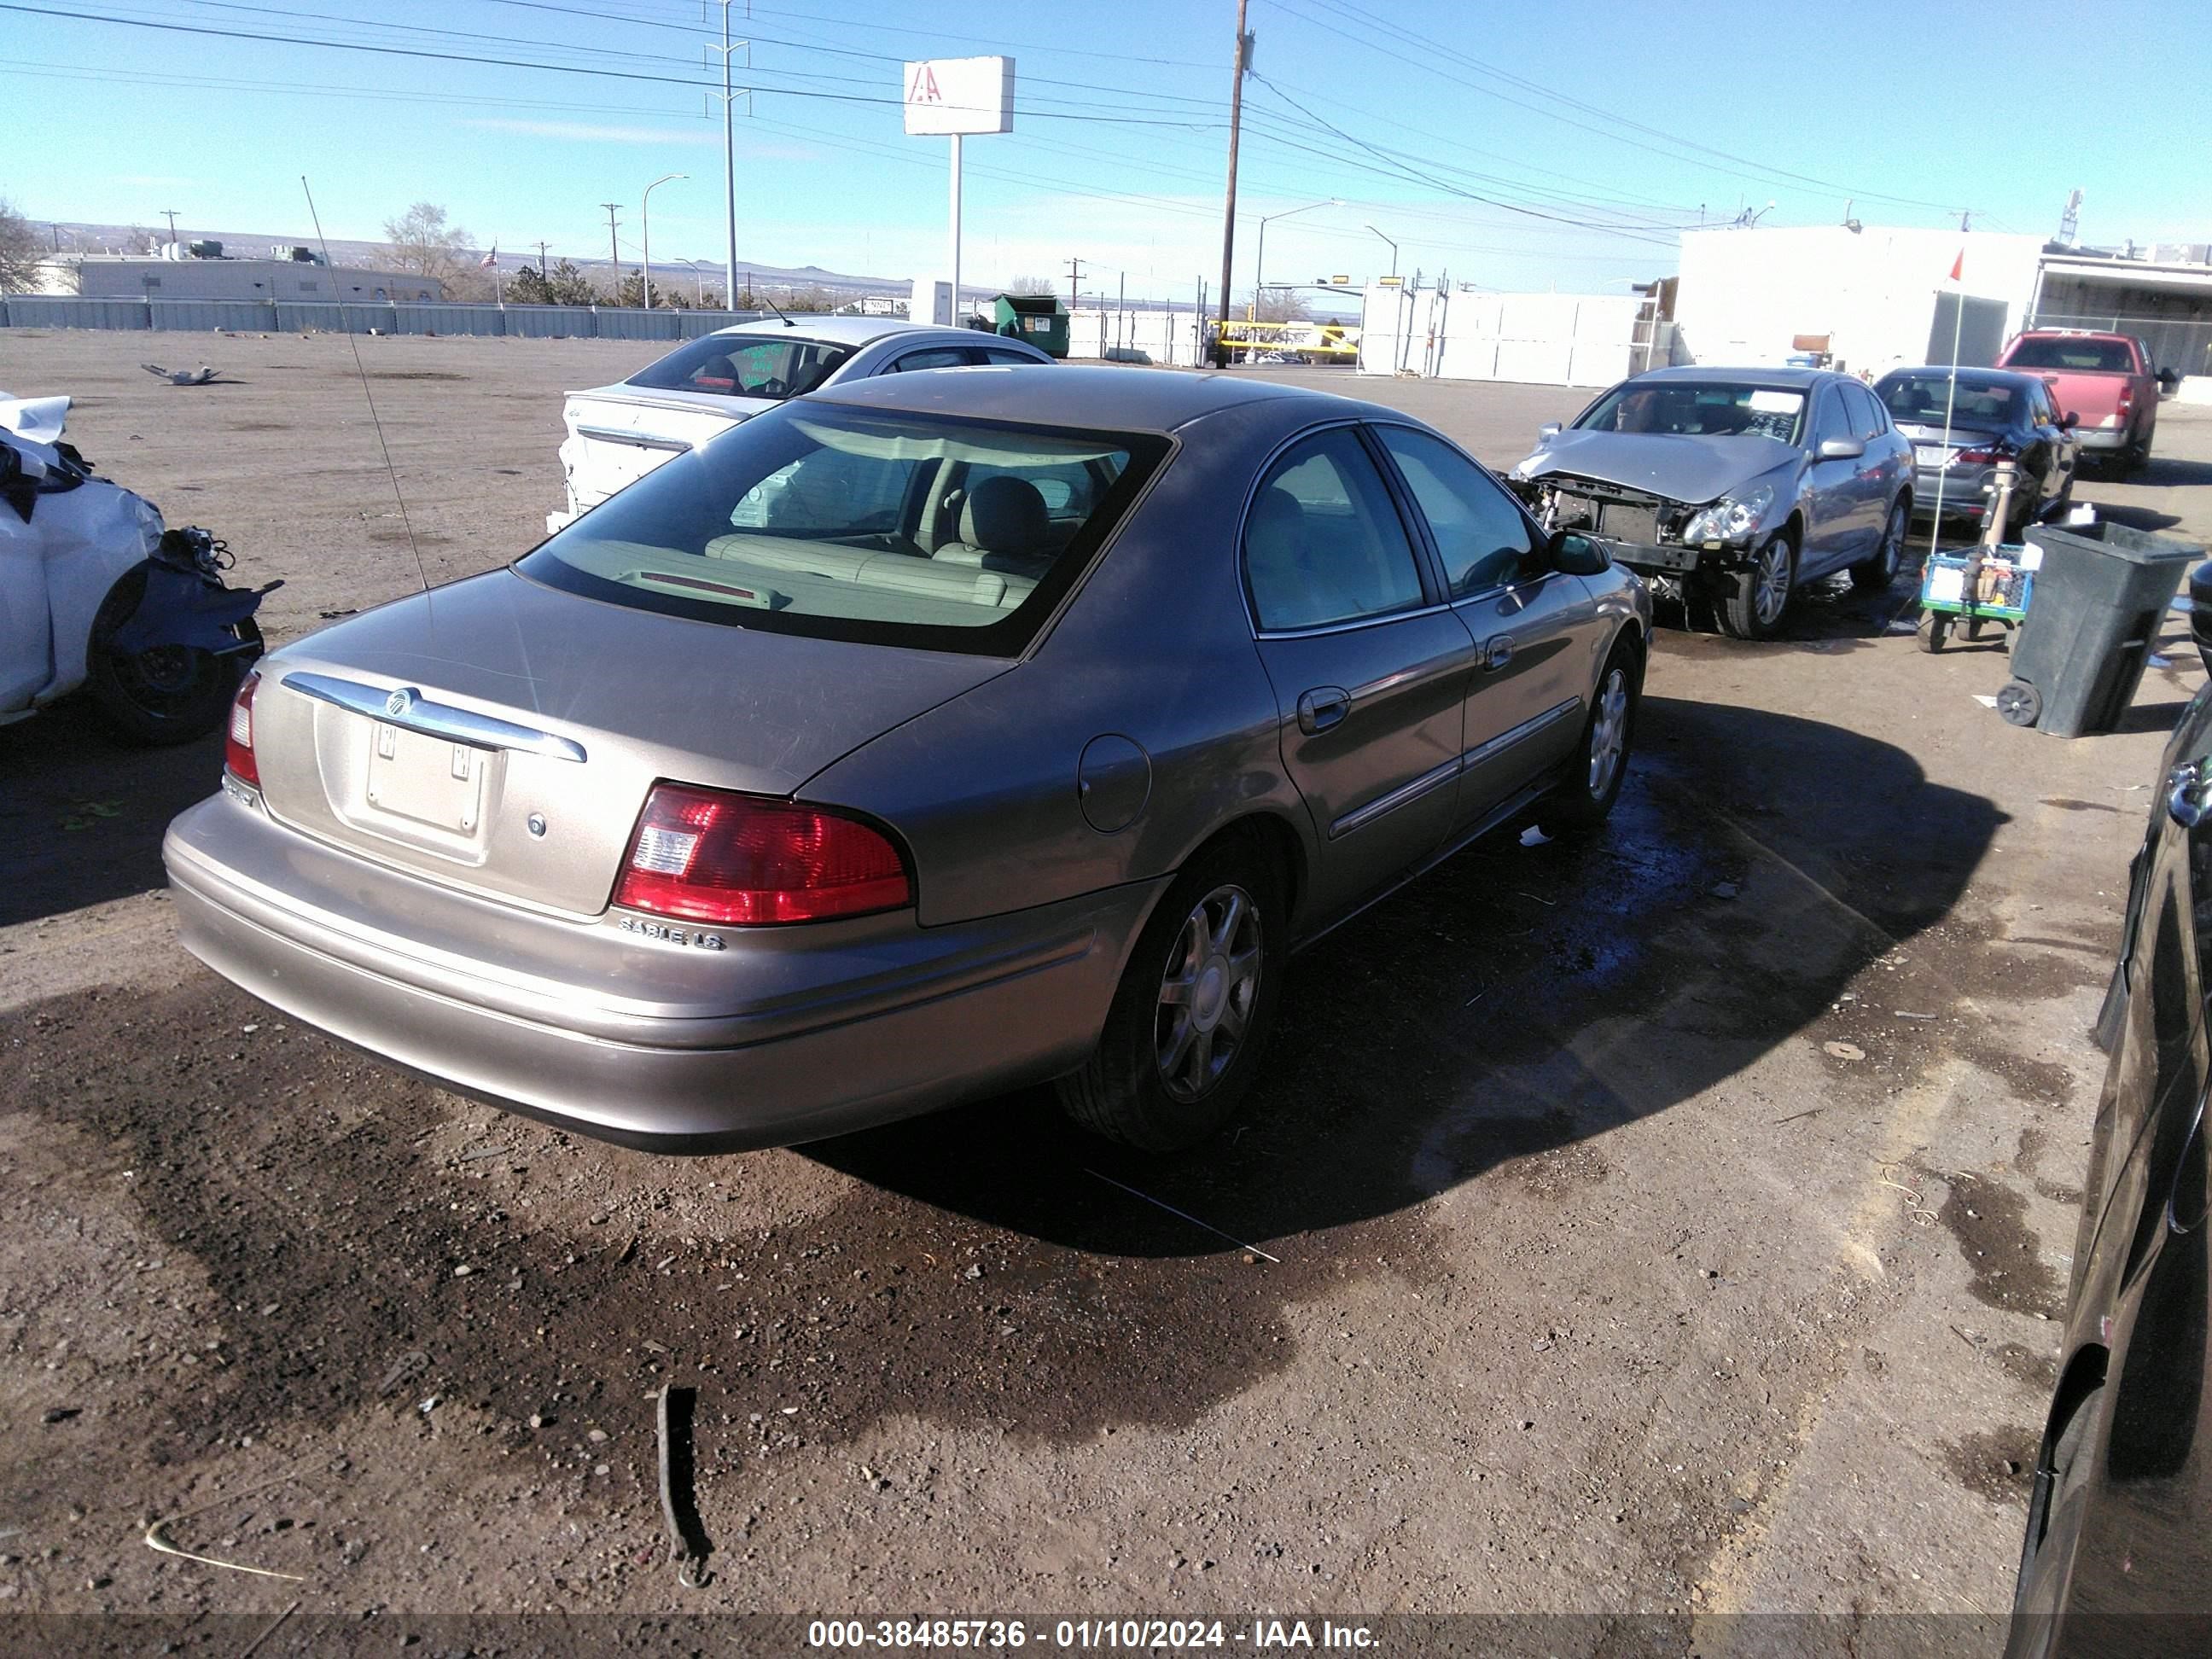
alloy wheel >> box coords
[1754,540,1791,626]
[1587,667,1629,798]
[1155,882,1263,1103]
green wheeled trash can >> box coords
[1995,521,2204,737]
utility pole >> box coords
[160,207,179,247]
[1213,0,1251,367]
[710,2,753,317]
[1065,256,1085,323]
[601,203,622,288]
[537,239,549,276]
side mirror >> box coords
[1816,437,1866,461]
[1538,422,1563,439]
[2158,369,2180,393]
[2062,410,2081,430]
[1547,529,1611,576]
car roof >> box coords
[1878,366,2042,389]
[804,363,1397,433]
[1626,365,1839,392]
[708,316,935,346]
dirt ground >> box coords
[3,329,2211,1648]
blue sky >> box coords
[3,0,2206,302]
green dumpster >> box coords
[992,292,1070,358]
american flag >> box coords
[479,246,498,270]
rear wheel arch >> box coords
[1194,811,1307,931]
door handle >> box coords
[1481,635,1515,671]
[1296,687,1351,735]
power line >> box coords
[0,3,1224,125]
[1264,0,1977,218]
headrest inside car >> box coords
[959,474,1051,554]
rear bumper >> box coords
[2076,428,2130,453]
[163,791,1161,1150]
[1911,465,1997,519]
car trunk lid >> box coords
[249,568,1007,916]
[561,383,771,513]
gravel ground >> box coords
[3,329,2209,1645]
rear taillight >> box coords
[2117,387,2134,416]
[614,783,911,925]
[224,672,260,789]
[1958,443,2013,464]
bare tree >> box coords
[122,225,156,255]
[1251,285,1312,323]
[0,197,42,293]
[381,201,475,286]
[1007,274,1055,296]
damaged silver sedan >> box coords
[1509,367,1914,639]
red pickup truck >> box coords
[1994,330,2159,474]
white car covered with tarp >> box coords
[2,392,269,742]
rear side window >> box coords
[1244,428,1426,631]
[520,405,1166,657]
[1376,426,1539,597]
[626,334,857,398]
[2004,336,2138,374]
[889,347,975,373]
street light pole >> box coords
[641,172,686,310]
[678,259,707,306]
[1252,195,1340,320]
[1365,224,1399,277]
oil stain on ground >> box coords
[1930,1173,2062,1315]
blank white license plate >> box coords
[1914,445,1954,469]
[1926,567,1965,604]
[366,723,486,833]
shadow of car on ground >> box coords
[0,696,2005,1475]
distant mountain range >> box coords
[37,219,909,295]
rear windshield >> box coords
[1877,375,2018,427]
[625,333,856,398]
[517,403,1168,656]
[2004,337,2135,374]
[1575,381,1806,444]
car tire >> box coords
[1715,531,1796,640]
[1056,836,1287,1151]
[1851,499,1908,591]
[84,567,249,746]
[1916,609,1949,653]
[1536,641,1640,837]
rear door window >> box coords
[626,335,857,398]
[1375,426,1539,597]
[889,346,978,373]
[1244,428,1428,631]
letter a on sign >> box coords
[902,56,1014,135]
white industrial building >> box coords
[32,247,441,305]
[1343,224,2212,392]
[1358,282,1650,385]
[1670,224,2212,384]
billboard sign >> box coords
[903,56,1016,136]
